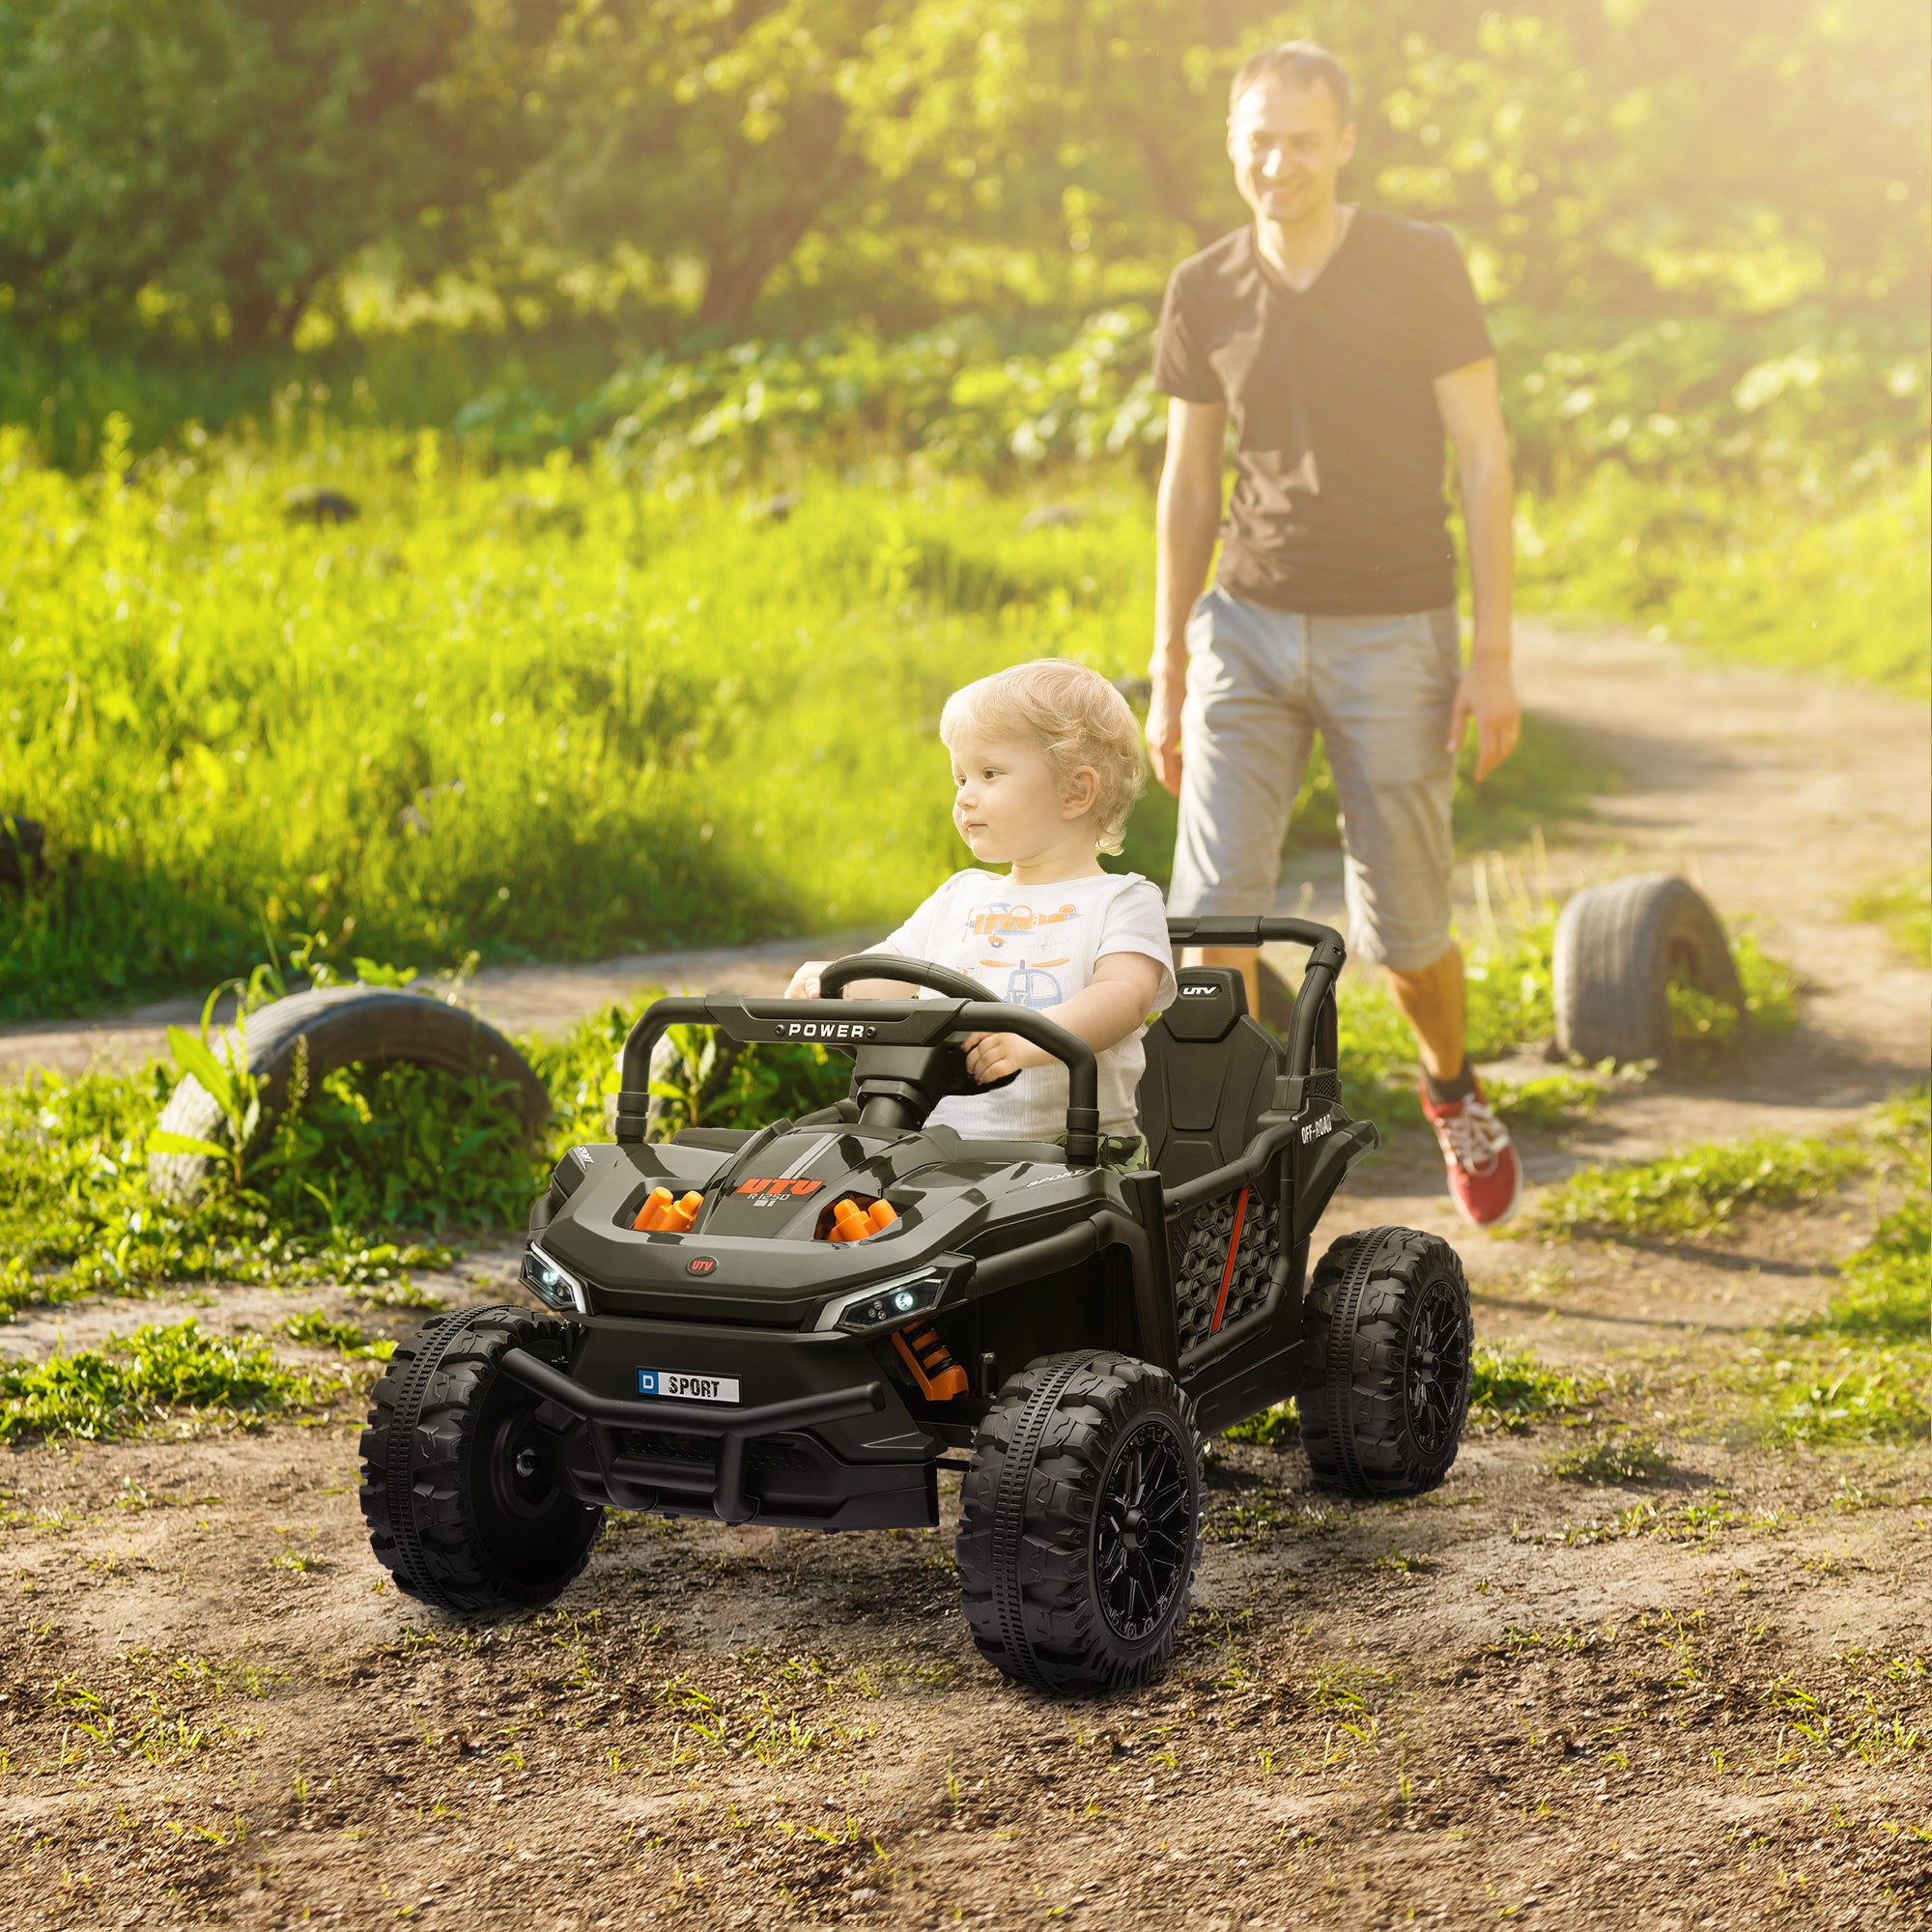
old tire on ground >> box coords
[359,1305,604,1616]
[1551,872,1743,1068]
[149,985,551,1201]
[957,1350,1203,1694]
[1296,1227,1471,1499]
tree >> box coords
[0,0,554,344]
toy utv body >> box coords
[360,918,1473,1693]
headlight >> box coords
[522,1244,590,1316]
[821,1268,947,1335]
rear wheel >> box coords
[957,1351,1202,1694]
[359,1305,604,1616]
[1296,1227,1471,1497]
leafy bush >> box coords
[1221,1399,1297,1448]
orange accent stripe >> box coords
[1208,1188,1251,1334]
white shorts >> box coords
[1169,589,1461,973]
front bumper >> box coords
[503,1315,938,1530]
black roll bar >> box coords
[1164,914,1347,1084]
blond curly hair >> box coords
[939,659,1146,857]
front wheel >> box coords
[957,1351,1203,1695]
[359,1305,605,1616]
[1296,1227,1472,1497]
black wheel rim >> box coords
[1404,1275,1470,1455]
[1093,1419,1194,1643]
[472,1374,597,1587]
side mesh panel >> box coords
[1174,1191,1281,1355]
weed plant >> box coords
[1532,1132,1864,1240]
[0,1319,330,1443]
[1467,1342,1603,1434]
[1548,1431,1669,1484]
[1848,870,1932,965]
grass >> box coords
[1548,1431,1669,1484]
[1532,1093,1927,1448]
[0,1319,330,1443]
[1849,870,1931,965]
[1515,457,1932,697]
[1467,1342,1602,1434]
[1532,1130,1864,1240]
[0,984,847,1318]
[2,414,1821,1032]
[1222,1399,1297,1448]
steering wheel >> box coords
[814,955,1022,1094]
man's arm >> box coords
[1435,356,1520,781]
[1146,396,1227,797]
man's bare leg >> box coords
[1384,942,1466,1085]
[1184,946,1261,1015]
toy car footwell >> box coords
[359,915,1475,1692]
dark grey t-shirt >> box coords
[1153,213,1493,615]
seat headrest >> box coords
[1160,967,1248,1043]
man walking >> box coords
[1146,40,1524,1226]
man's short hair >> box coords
[1228,41,1353,128]
[940,660,1146,857]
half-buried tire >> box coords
[148,985,551,1202]
[1551,873,1744,1069]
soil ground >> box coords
[1,622,1928,1928]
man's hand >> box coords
[962,1031,1052,1085]
[1146,682,1184,797]
[783,960,830,999]
[1447,652,1520,781]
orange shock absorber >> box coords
[827,1197,871,1242]
[631,1186,673,1231]
[661,1191,704,1234]
[892,1324,969,1401]
[866,1200,898,1235]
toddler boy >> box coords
[786,660,1175,1163]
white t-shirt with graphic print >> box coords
[878,869,1177,1143]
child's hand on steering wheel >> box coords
[783,960,829,999]
[962,1031,1052,1085]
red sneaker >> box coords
[1419,1072,1522,1229]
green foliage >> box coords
[1517,461,1932,696]
[1548,1431,1667,1485]
[1534,1131,1863,1240]
[1665,929,1804,1068]
[0,0,544,345]
[0,974,865,1317]
[0,1319,327,1443]
[1849,871,1932,965]
[281,1308,375,1352]
[1467,1341,1599,1434]
[1221,1399,1298,1447]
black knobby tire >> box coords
[359,1305,604,1617]
[1551,873,1744,1068]
[956,1351,1203,1694]
[1296,1227,1471,1498]
[150,985,552,1201]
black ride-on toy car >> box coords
[360,917,1474,1693]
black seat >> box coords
[1138,968,1283,1188]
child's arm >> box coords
[783,944,913,1002]
[961,951,1167,1086]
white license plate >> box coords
[638,1369,740,1405]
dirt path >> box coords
[1,622,1928,1930]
